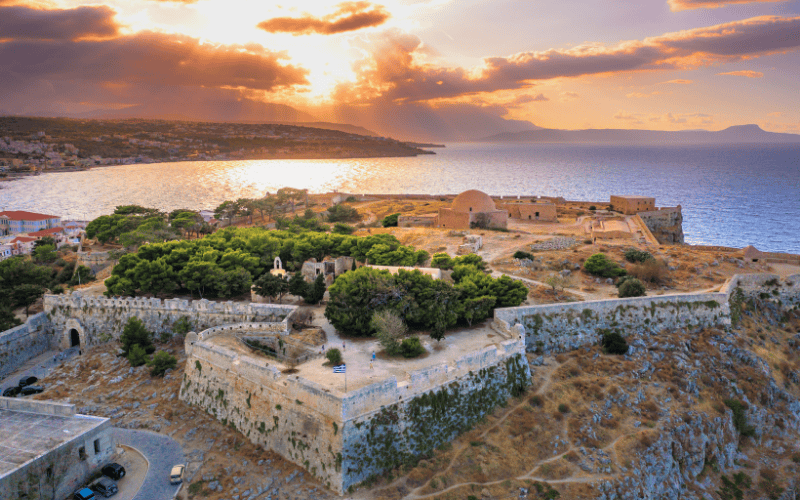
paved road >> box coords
[0,346,79,394]
[114,428,185,500]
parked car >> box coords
[73,487,96,500]
[90,477,118,498]
[169,464,185,485]
[102,463,126,480]
[20,385,44,396]
[18,376,38,387]
[2,387,20,398]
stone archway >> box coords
[69,329,80,347]
[63,318,86,349]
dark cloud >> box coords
[336,16,800,103]
[668,0,787,11]
[0,31,309,91]
[0,5,120,41]
[512,93,549,105]
[257,2,389,35]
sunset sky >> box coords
[1,0,799,139]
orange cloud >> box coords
[668,0,787,11]
[257,2,389,36]
[0,5,120,41]
[717,70,764,77]
[0,30,309,91]
[336,16,800,104]
[661,79,694,84]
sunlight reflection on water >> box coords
[1,143,798,252]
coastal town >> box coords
[0,117,433,180]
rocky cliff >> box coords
[639,208,685,244]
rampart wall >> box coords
[637,206,684,244]
[496,273,800,355]
[0,313,54,378]
[43,292,297,348]
[179,327,528,493]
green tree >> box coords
[120,317,154,356]
[399,337,425,358]
[127,344,149,367]
[618,278,646,298]
[214,200,241,224]
[253,272,289,303]
[172,316,192,336]
[13,284,45,317]
[584,253,626,278]
[133,258,176,296]
[372,309,407,355]
[325,267,397,336]
[431,253,452,269]
[382,213,400,227]
[303,273,327,305]
[147,351,177,377]
[288,272,308,297]
[325,348,342,365]
[601,331,629,355]
[332,223,356,234]
[326,204,361,223]
[461,296,496,326]
[0,307,22,331]
[68,265,95,287]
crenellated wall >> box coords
[43,292,297,348]
[0,313,54,378]
[179,328,528,494]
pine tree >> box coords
[304,273,327,305]
[288,272,308,297]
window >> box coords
[79,447,86,460]
[94,439,101,454]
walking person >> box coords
[342,340,346,351]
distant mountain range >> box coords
[480,124,800,144]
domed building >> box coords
[437,189,508,229]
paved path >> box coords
[115,445,149,500]
[0,346,79,394]
[114,428,185,500]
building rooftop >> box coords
[0,211,60,221]
[27,227,65,237]
[0,403,106,478]
[610,195,655,200]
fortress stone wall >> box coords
[637,206,684,244]
[179,327,528,493]
[0,313,54,378]
[496,273,800,355]
[43,292,297,349]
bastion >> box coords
[178,322,531,494]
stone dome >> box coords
[451,190,496,213]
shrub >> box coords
[127,344,149,367]
[557,404,570,413]
[601,331,629,355]
[372,310,406,355]
[327,204,361,222]
[51,285,65,294]
[302,273,326,305]
[326,348,342,366]
[724,399,756,437]
[120,317,154,356]
[583,253,626,278]
[618,278,646,298]
[431,253,453,269]
[624,248,654,263]
[381,213,400,227]
[345,196,358,202]
[173,316,192,336]
[148,350,177,377]
[629,259,668,284]
[529,395,543,407]
[332,223,356,235]
[513,250,534,260]
[589,205,596,211]
[399,337,425,358]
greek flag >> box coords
[333,364,346,373]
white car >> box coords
[169,464,185,485]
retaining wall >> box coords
[0,313,54,378]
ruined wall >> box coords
[638,207,684,244]
[721,273,800,310]
[496,293,730,354]
[0,313,54,378]
[44,292,296,348]
[180,329,528,494]
[436,209,470,229]
[499,202,557,222]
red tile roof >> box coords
[28,227,65,237]
[0,211,60,221]
[10,236,36,243]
